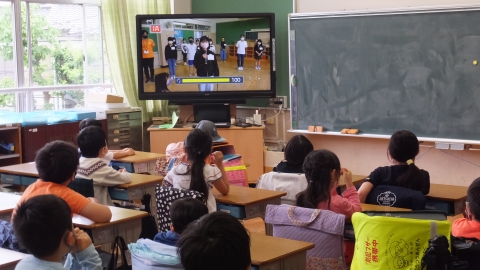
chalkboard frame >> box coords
[288,5,480,144]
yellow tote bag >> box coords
[350,212,451,270]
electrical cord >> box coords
[439,149,480,168]
[183,114,193,126]
[262,104,283,122]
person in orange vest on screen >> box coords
[142,30,155,83]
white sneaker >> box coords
[258,67,261,70]
[184,62,187,66]
[238,67,241,70]
[189,74,192,77]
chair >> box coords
[265,204,347,270]
[365,185,426,210]
[256,172,308,205]
[155,185,204,232]
[68,177,94,198]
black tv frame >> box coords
[136,13,276,104]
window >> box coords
[0,0,111,112]
[0,1,16,111]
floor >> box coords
[143,57,271,92]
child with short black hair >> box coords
[452,177,480,239]
[358,130,430,202]
[13,194,102,270]
[77,126,131,205]
[78,118,135,162]
[296,149,361,218]
[274,134,314,174]
[154,198,208,251]
[14,141,111,223]
[165,36,177,79]
[177,211,251,270]
[164,129,229,212]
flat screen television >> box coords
[136,13,276,104]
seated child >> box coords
[77,126,131,205]
[177,211,251,270]
[13,194,102,270]
[78,118,135,163]
[274,134,313,174]
[13,140,111,223]
[452,177,480,239]
[296,149,361,263]
[153,198,208,246]
[296,149,362,218]
[164,129,230,212]
[358,130,430,203]
[129,198,208,268]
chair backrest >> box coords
[256,172,307,205]
[265,204,346,270]
[351,212,451,269]
[68,177,94,198]
[155,185,204,232]
[365,185,426,210]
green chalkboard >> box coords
[290,7,480,141]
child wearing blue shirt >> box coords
[13,194,102,270]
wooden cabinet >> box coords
[0,126,22,166]
[22,120,107,163]
[148,126,265,182]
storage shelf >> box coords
[0,153,20,160]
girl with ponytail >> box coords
[164,129,230,212]
[296,150,362,219]
[358,130,430,203]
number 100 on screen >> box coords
[175,76,244,84]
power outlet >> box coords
[269,96,287,108]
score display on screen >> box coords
[175,76,244,84]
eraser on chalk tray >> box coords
[308,126,323,132]
[341,128,359,134]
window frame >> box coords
[0,0,110,112]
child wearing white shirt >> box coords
[236,35,248,70]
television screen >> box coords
[136,13,275,103]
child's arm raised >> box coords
[211,151,230,195]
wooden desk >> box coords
[73,206,147,246]
[447,213,463,224]
[111,151,165,174]
[361,203,411,212]
[426,184,467,215]
[250,233,314,270]
[213,185,285,235]
[149,126,265,182]
[0,193,21,221]
[0,163,163,223]
[0,248,28,270]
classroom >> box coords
[1,0,480,269]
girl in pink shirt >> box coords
[296,149,362,218]
[296,149,361,264]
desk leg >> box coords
[243,197,281,237]
[116,218,143,245]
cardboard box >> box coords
[86,93,124,103]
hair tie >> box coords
[406,159,414,165]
